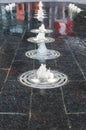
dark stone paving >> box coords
[0,1,86,130]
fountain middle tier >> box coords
[27,36,55,44]
[27,32,55,43]
[26,33,60,60]
[25,42,60,60]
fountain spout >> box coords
[39,1,43,8]
[37,64,54,81]
[34,32,47,41]
[39,24,46,32]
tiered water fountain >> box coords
[25,1,60,61]
[18,1,68,89]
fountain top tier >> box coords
[31,24,53,33]
[39,1,43,7]
[39,24,47,31]
[34,1,47,21]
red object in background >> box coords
[54,22,61,31]
[16,3,24,20]
[66,19,72,35]
[34,2,39,13]
[54,19,72,36]
[30,2,39,12]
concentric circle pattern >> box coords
[18,70,68,89]
[25,49,60,60]
[27,37,55,44]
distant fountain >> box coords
[37,10,45,16]
[39,1,43,7]
[34,0,47,21]
[31,24,53,33]
[27,1,60,60]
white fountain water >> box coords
[31,64,57,83]
[37,64,54,80]
[38,9,45,16]
[31,24,53,33]
[34,1,47,21]
[39,24,46,32]
[26,30,60,60]
[31,64,58,84]
[39,1,43,7]
[27,32,55,43]
[37,42,47,55]
[34,11,47,21]
[26,32,60,60]
[18,1,68,89]
[34,32,47,41]
[26,1,60,60]
[18,64,68,89]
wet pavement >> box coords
[0,1,86,130]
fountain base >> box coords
[18,70,68,89]
[25,49,60,60]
